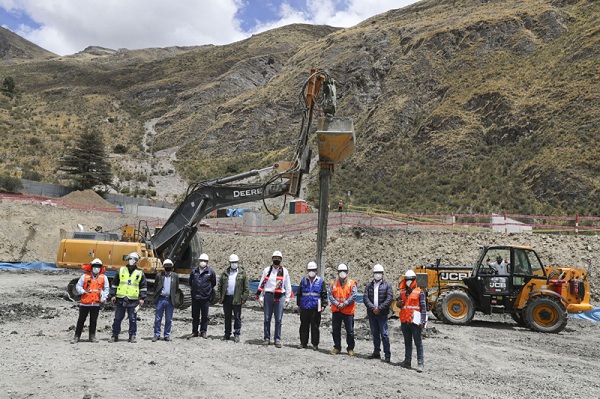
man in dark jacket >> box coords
[110,252,148,343]
[217,254,249,343]
[152,259,180,342]
[296,261,327,350]
[189,253,216,338]
[363,264,394,362]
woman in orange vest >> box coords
[398,269,427,372]
[71,258,109,344]
[328,263,357,356]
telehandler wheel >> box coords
[524,295,567,333]
[67,278,81,302]
[436,289,475,325]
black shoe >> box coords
[301,344,308,349]
[89,335,98,343]
[109,336,118,343]
[191,332,199,338]
[384,357,391,363]
[313,345,319,351]
[128,335,137,343]
[164,336,172,342]
[222,335,230,341]
[399,360,411,369]
[368,353,381,359]
[70,336,80,344]
[200,332,207,339]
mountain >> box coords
[0,26,56,61]
[0,0,598,216]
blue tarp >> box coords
[0,262,58,270]
[227,208,253,217]
[569,307,600,322]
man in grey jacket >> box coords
[152,259,180,342]
[363,264,394,362]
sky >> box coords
[0,0,419,56]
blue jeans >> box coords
[112,305,137,337]
[223,295,242,337]
[331,312,355,351]
[263,293,284,341]
[192,298,210,334]
[401,322,424,365]
[154,297,175,338]
[368,313,390,358]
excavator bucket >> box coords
[316,116,355,164]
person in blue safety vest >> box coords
[296,261,328,350]
[109,252,148,343]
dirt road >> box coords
[1,269,599,399]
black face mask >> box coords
[273,259,281,266]
[164,267,173,272]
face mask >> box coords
[164,267,173,272]
[339,272,347,279]
[405,279,415,286]
[308,271,316,278]
[230,263,238,270]
[199,261,207,268]
[273,259,281,266]
[128,259,136,266]
[92,267,101,275]
[374,273,382,281]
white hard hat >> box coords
[404,270,416,279]
[337,263,348,271]
[127,252,140,262]
[307,261,318,270]
[229,254,239,262]
[272,250,283,258]
[199,253,209,261]
[163,259,173,266]
[91,258,103,266]
[373,264,384,273]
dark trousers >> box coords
[368,313,391,358]
[223,295,242,337]
[75,306,100,337]
[263,293,284,341]
[401,322,424,365]
[299,308,321,347]
[154,297,175,338]
[192,298,210,334]
[112,305,137,337]
[331,311,355,351]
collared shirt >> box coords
[161,274,172,297]
[226,269,238,295]
[373,280,381,307]
[258,265,293,300]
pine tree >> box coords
[59,129,112,190]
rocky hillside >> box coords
[0,26,56,60]
[0,0,598,216]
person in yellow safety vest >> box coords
[328,263,357,356]
[398,269,427,372]
[71,258,109,344]
[109,252,148,343]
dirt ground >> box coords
[1,269,599,399]
[1,200,600,398]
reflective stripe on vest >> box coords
[400,287,422,323]
[299,276,322,310]
[116,267,142,299]
[80,274,105,305]
[330,279,356,315]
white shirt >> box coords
[259,265,292,301]
[226,269,238,296]
[373,280,381,307]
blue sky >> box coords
[0,0,419,56]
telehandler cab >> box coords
[413,245,592,333]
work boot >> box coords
[275,340,282,348]
[109,336,118,343]
[368,353,381,359]
[70,335,80,344]
[222,335,230,341]
[128,335,137,343]
[200,332,207,339]
[416,364,424,373]
[347,349,356,357]
[152,336,159,342]
[164,336,172,342]
[399,360,411,369]
[330,348,341,355]
[89,335,98,343]
[313,345,319,351]
[234,335,240,343]
[384,357,391,363]
[262,339,270,346]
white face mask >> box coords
[338,272,347,279]
[199,261,207,268]
[308,271,316,278]
[92,267,101,275]
[230,263,238,270]
[374,273,383,281]
[128,259,136,266]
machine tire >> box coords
[66,278,81,302]
[524,295,567,333]
[436,289,475,325]
[510,312,526,327]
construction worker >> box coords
[71,258,109,344]
[256,250,292,348]
[398,269,427,372]
[110,252,148,343]
[217,254,249,343]
[363,264,394,362]
[152,259,180,342]
[328,263,357,356]
[296,261,327,350]
[190,253,217,338]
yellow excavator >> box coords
[56,69,355,307]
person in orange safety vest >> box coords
[398,269,427,372]
[328,263,357,356]
[71,258,109,344]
